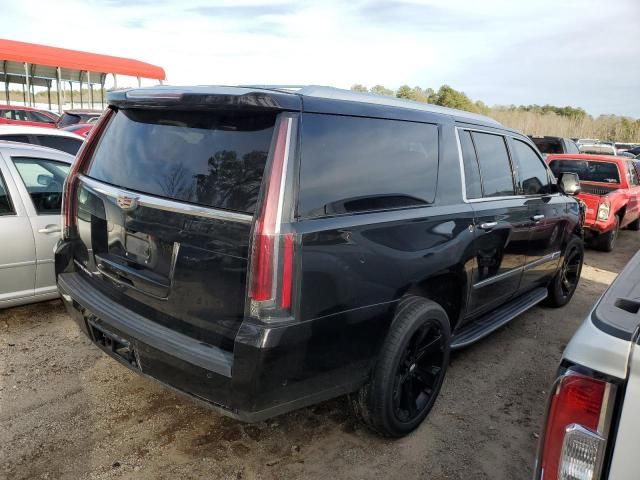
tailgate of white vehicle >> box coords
[608,343,640,479]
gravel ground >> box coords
[1,232,638,480]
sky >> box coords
[3,0,639,117]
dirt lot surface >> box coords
[2,233,638,480]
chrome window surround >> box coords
[454,126,560,204]
[78,174,253,225]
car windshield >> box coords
[56,113,80,127]
[548,159,621,184]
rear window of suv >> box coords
[548,159,621,184]
[86,109,277,214]
[298,114,438,218]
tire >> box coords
[595,216,620,252]
[350,296,451,437]
[627,217,640,231]
[544,236,584,308]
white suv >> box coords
[534,250,640,480]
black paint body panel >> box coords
[55,86,581,421]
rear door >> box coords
[8,155,71,296]
[73,107,278,351]
[458,128,529,316]
[509,137,565,288]
[0,152,36,304]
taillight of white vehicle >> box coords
[61,108,114,239]
[248,115,295,321]
[537,371,616,480]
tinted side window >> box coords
[13,110,29,122]
[0,171,14,215]
[36,135,82,155]
[13,157,70,214]
[512,139,552,195]
[299,114,438,218]
[0,135,31,144]
[26,111,54,123]
[459,130,482,199]
[471,132,514,197]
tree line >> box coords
[350,84,639,142]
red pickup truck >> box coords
[547,154,640,251]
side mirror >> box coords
[559,172,581,195]
[37,174,53,187]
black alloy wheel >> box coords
[350,296,451,437]
[559,243,582,299]
[392,321,446,423]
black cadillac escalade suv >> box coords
[55,85,584,437]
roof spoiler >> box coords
[107,86,301,111]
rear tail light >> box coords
[537,371,616,480]
[248,115,295,322]
[61,108,114,239]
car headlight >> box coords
[597,202,610,221]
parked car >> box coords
[577,138,600,145]
[0,105,57,128]
[579,143,617,155]
[534,249,640,480]
[529,135,580,156]
[61,123,93,138]
[626,145,640,157]
[0,141,73,308]
[614,142,638,154]
[56,110,102,128]
[547,154,640,251]
[54,85,585,437]
[0,125,84,155]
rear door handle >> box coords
[478,221,498,231]
[531,214,545,222]
[38,225,61,234]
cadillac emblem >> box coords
[116,194,139,211]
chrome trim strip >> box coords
[474,251,561,288]
[78,174,253,225]
[274,117,293,234]
[0,260,36,270]
[473,266,523,289]
[522,251,561,271]
[454,127,469,203]
[455,126,560,205]
[168,242,181,283]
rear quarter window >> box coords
[36,135,82,155]
[298,114,438,218]
[86,109,277,214]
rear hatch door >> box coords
[73,106,281,351]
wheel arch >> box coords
[404,272,468,332]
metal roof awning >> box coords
[0,38,166,112]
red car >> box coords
[0,105,57,128]
[547,153,640,251]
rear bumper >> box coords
[57,271,364,422]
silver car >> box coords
[535,250,640,479]
[0,141,74,308]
